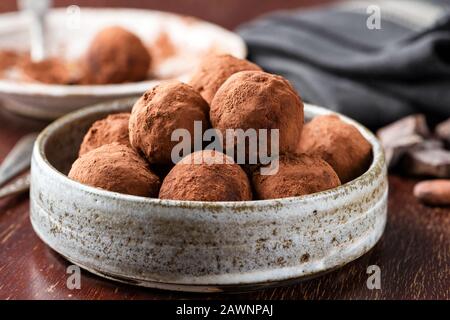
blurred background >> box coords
[0,0,335,29]
[1,0,448,129]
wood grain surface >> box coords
[0,0,449,300]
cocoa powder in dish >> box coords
[69,143,160,197]
[0,50,81,84]
[149,31,176,65]
[21,57,79,84]
[159,150,252,201]
[79,113,131,156]
[252,153,341,200]
[0,50,21,75]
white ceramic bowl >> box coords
[30,99,388,292]
[0,8,246,119]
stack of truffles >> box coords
[69,54,372,201]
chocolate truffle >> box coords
[79,113,131,156]
[68,143,160,197]
[252,154,341,200]
[210,71,304,157]
[189,54,262,104]
[297,114,372,183]
[129,81,210,165]
[159,150,252,201]
[83,26,151,84]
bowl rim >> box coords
[0,7,247,97]
[34,98,385,209]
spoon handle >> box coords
[29,12,46,61]
[0,133,37,187]
[0,173,30,199]
[18,0,53,62]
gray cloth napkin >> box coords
[237,0,450,129]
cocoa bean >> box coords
[414,179,450,206]
[403,148,450,178]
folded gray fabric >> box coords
[238,0,450,129]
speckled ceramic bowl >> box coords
[30,98,388,292]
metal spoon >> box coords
[0,173,30,199]
[0,133,37,199]
[18,0,53,62]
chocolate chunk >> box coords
[403,148,450,178]
[377,114,430,168]
[377,114,430,143]
[414,179,450,206]
[435,118,450,145]
[414,138,444,151]
[382,135,423,169]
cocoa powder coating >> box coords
[297,114,372,183]
[189,54,262,104]
[129,81,210,165]
[159,150,252,201]
[210,71,304,156]
[69,143,160,197]
[21,57,78,84]
[79,113,131,156]
[252,153,341,200]
[83,26,151,84]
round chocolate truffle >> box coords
[297,114,372,183]
[189,54,262,104]
[83,26,151,84]
[252,154,341,200]
[210,71,304,158]
[79,113,131,156]
[69,143,160,197]
[129,81,210,165]
[159,150,252,201]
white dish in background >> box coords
[0,8,246,119]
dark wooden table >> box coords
[0,0,449,300]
